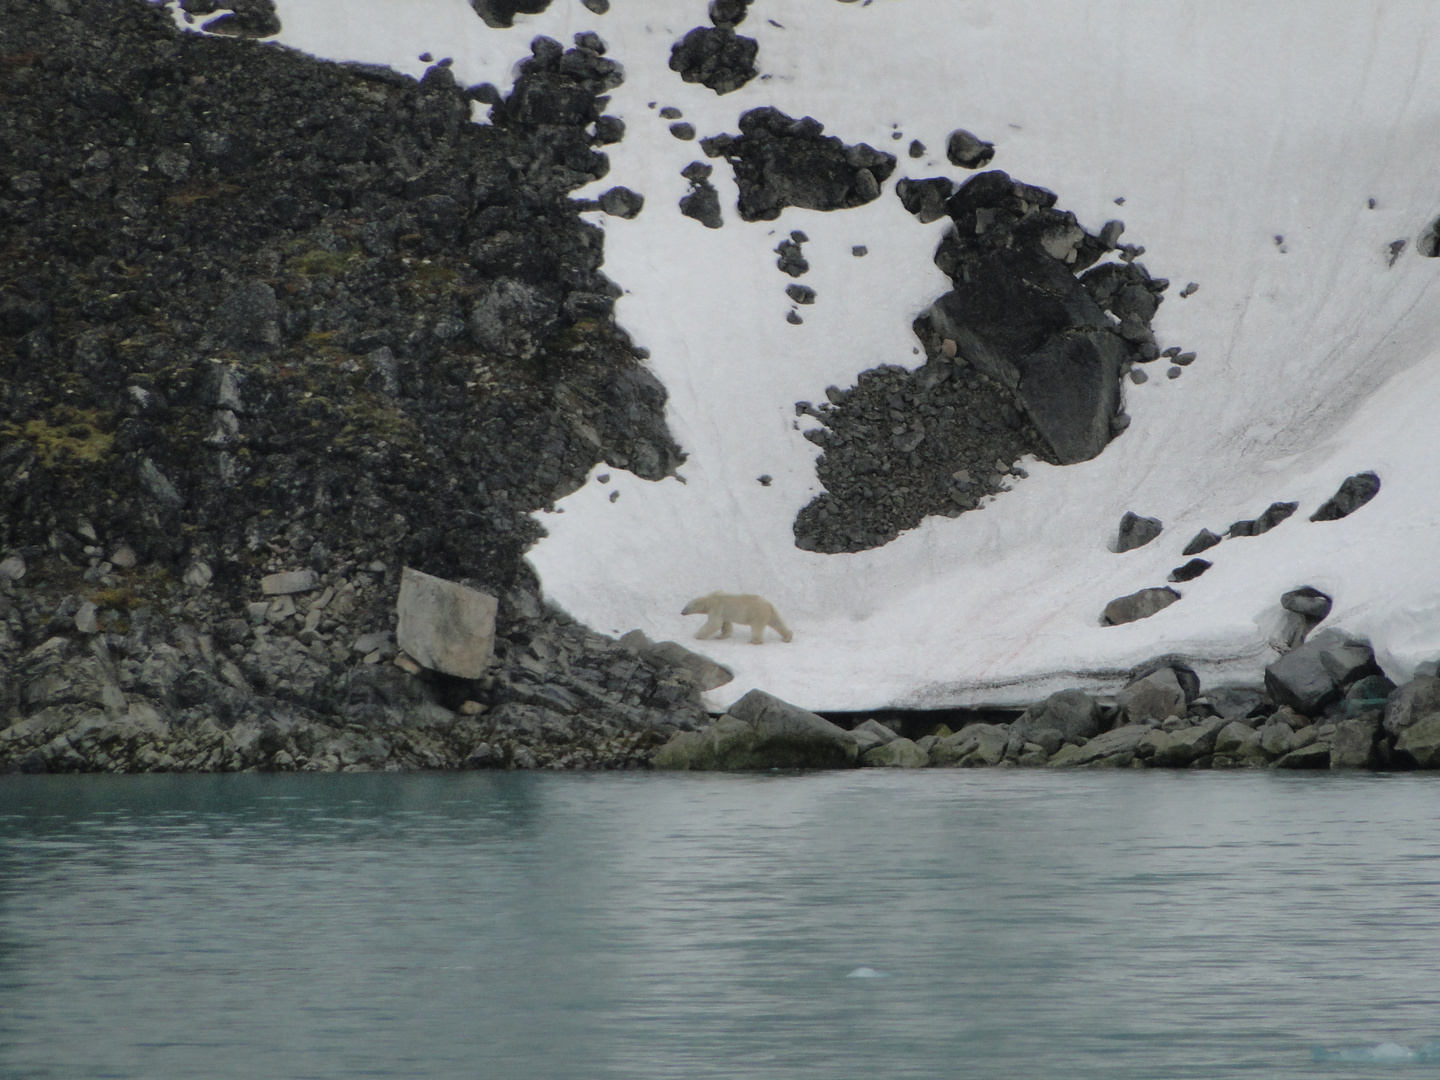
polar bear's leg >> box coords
[748,621,767,644]
[696,612,725,639]
[769,613,793,643]
[718,620,733,639]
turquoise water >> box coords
[2,770,1440,1079]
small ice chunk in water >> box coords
[1312,1041,1433,1063]
[845,967,889,978]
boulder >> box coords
[1265,628,1381,714]
[1114,511,1163,552]
[619,630,733,691]
[1182,528,1222,556]
[1228,501,1298,538]
[1012,689,1102,743]
[1102,587,1180,626]
[932,723,1009,767]
[895,177,956,223]
[1117,666,1187,724]
[668,26,758,96]
[860,737,929,768]
[1169,559,1211,583]
[1213,721,1263,760]
[1281,586,1332,621]
[700,108,896,221]
[395,567,498,679]
[854,718,900,746]
[653,691,857,770]
[1258,720,1296,758]
[260,569,318,595]
[1329,714,1382,769]
[1275,743,1332,769]
[1311,472,1381,522]
[1382,676,1440,736]
[1205,686,1266,723]
[945,128,995,169]
[1141,718,1227,767]
[1394,714,1440,769]
[1048,723,1149,767]
[598,186,644,219]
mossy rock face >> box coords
[0,2,711,771]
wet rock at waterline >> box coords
[652,690,858,770]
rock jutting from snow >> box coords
[1265,627,1382,714]
[1229,501,1298,537]
[1169,558,1211,582]
[945,128,995,169]
[679,161,723,228]
[469,0,552,29]
[791,167,1182,553]
[700,108,897,221]
[775,232,809,276]
[1114,511,1162,552]
[598,186,644,219]
[1311,471,1381,521]
[896,177,955,223]
[1183,528,1223,556]
[1102,587,1181,626]
[668,26,758,96]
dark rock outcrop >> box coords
[1311,472,1380,521]
[700,108,896,221]
[668,26,758,96]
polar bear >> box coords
[681,592,793,644]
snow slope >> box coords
[260,0,1440,709]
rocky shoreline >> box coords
[656,629,1440,774]
[2,1,1433,778]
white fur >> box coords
[681,592,793,644]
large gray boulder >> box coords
[1114,512,1163,553]
[1329,714,1382,769]
[1205,686,1266,722]
[652,690,858,770]
[1117,667,1187,723]
[619,630,733,691]
[1382,676,1440,737]
[1264,628,1380,714]
[1012,689,1102,743]
[395,567,498,679]
[860,737,929,768]
[1140,717,1227,767]
[1102,587,1180,626]
[1047,723,1149,767]
[1394,714,1440,769]
[932,723,1010,767]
